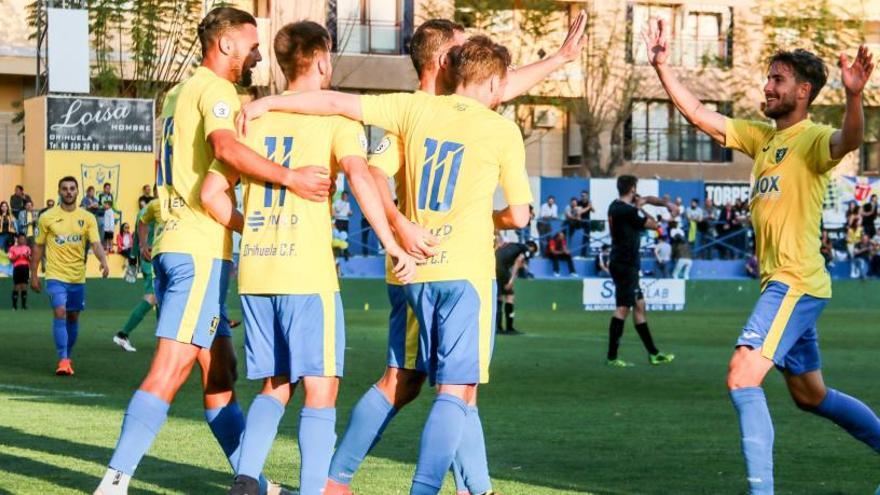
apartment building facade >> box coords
[1,0,878,192]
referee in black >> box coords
[495,240,538,335]
[606,175,676,367]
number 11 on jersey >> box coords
[418,138,465,212]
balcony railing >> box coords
[627,128,731,163]
[336,20,403,55]
[632,36,731,68]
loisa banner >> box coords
[583,278,686,311]
[46,96,154,153]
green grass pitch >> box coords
[0,278,877,494]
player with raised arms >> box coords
[239,34,533,495]
[95,7,329,495]
[199,20,415,495]
[237,14,585,495]
[645,18,880,493]
[31,176,110,376]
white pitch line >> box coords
[0,384,105,398]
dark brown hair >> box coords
[274,21,331,81]
[768,49,828,104]
[449,35,511,86]
[197,7,257,54]
[410,19,464,77]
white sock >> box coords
[97,468,131,495]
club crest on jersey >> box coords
[775,147,788,163]
[752,175,781,198]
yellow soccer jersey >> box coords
[35,206,99,284]
[154,66,239,260]
[211,109,368,294]
[361,92,533,283]
[140,198,163,242]
[726,118,840,298]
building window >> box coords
[333,0,409,55]
[626,100,732,163]
[861,141,880,174]
[628,3,732,67]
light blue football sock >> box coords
[730,387,774,494]
[299,407,336,495]
[812,388,880,452]
[454,405,492,494]
[52,318,67,359]
[66,318,79,357]
[109,390,169,475]
[410,394,469,495]
[237,395,285,479]
[328,385,397,484]
[205,401,246,470]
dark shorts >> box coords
[103,231,114,242]
[496,269,514,296]
[13,265,29,285]
[609,262,643,308]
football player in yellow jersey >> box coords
[646,19,880,493]
[199,21,414,495]
[240,15,585,495]
[240,35,533,495]
[31,176,109,376]
[96,8,327,495]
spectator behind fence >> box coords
[685,198,703,247]
[98,182,114,210]
[538,195,558,237]
[9,185,31,218]
[116,222,135,262]
[547,230,577,277]
[820,229,834,266]
[577,190,594,256]
[0,201,15,251]
[862,193,877,239]
[870,232,880,277]
[564,197,581,245]
[332,220,350,261]
[102,203,116,252]
[671,234,692,279]
[40,199,55,217]
[653,236,671,278]
[516,204,535,243]
[137,184,153,207]
[17,200,38,246]
[333,191,352,232]
[595,244,611,277]
[700,197,718,259]
[81,186,101,220]
[852,233,871,279]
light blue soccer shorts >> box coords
[46,280,85,312]
[386,284,426,373]
[403,279,497,386]
[737,281,828,375]
[152,253,232,349]
[240,292,345,382]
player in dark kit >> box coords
[606,175,676,367]
[495,241,538,335]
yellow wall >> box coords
[0,163,23,203]
[0,75,24,112]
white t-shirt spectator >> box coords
[333,198,352,221]
[539,202,558,220]
[103,208,115,233]
[655,241,672,262]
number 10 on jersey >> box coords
[418,138,464,212]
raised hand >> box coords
[840,45,875,96]
[642,18,671,68]
[555,10,588,63]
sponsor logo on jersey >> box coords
[752,175,781,198]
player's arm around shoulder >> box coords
[493,120,532,230]
[201,162,243,234]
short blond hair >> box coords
[449,35,510,87]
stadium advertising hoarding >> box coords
[47,96,154,152]
[704,182,750,206]
[823,175,880,228]
[583,278,686,311]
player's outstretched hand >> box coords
[555,10,587,63]
[285,166,332,203]
[642,18,671,68]
[387,245,417,284]
[395,220,439,260]
[236,98,271,137]
[30,275,41,293]
[841,45,875,96]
